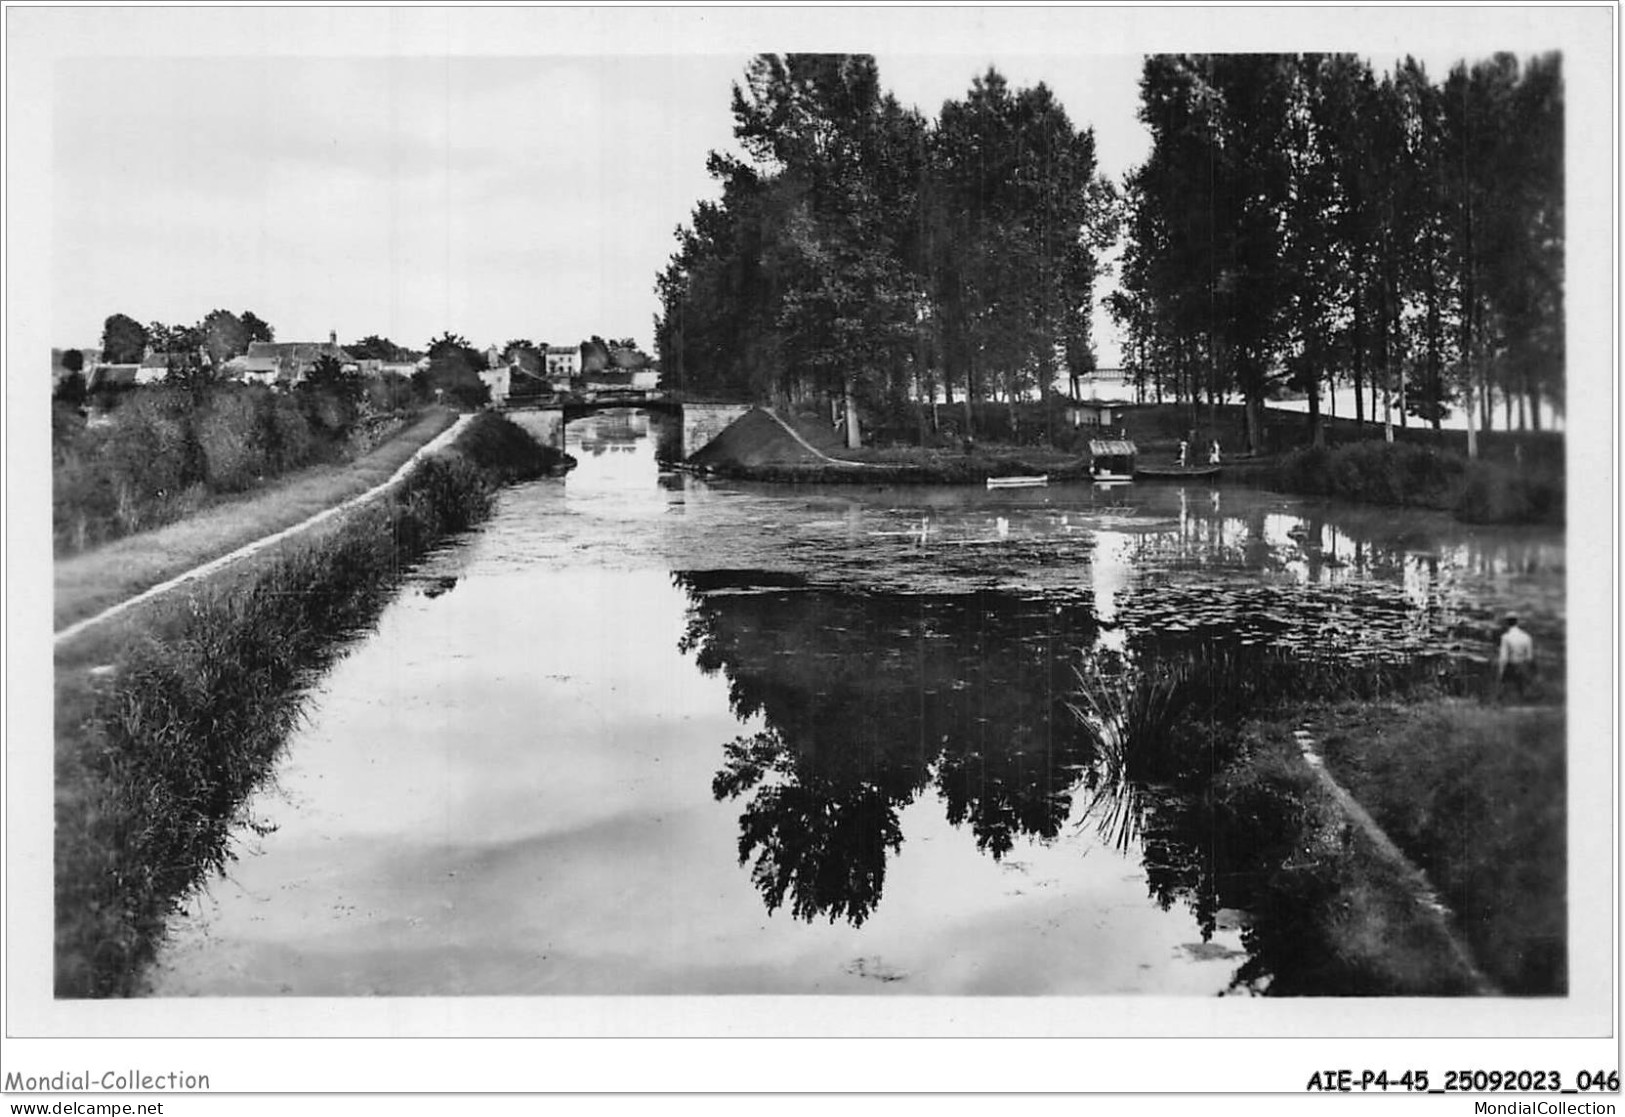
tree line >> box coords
[654,54,1118,447]
[86,312,651,403]
[656,52,1562,454]
[1105,52,1560,453]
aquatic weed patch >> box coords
[1113,579,1487,687]
[54,413,560,997]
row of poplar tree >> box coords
[1114,52,1562,452]
[654,52,1563,452]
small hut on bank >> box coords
[1088,439,1137,481]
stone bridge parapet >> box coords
[503,398,753,459]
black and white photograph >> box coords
[4,2,1618,1104]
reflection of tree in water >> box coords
[675,570,1485,993]
[677,571,1098,924]
[1071,642,1478,996]
[711,730,906,926]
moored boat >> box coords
[1134,464,1222,480]
[986,474,1048,489]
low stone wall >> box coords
[683,403,753,459]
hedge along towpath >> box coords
[54,414,474,648]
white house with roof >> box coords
[545,345,580,378]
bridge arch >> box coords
[501,394,752,459]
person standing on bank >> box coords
[1209,439,1221,465]
[1497,613,1536,701]
[1177,439,1188,468]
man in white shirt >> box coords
[1497,613,1536,701]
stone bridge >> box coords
[503,393,752,460]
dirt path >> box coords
[54,412,470,647]
[1292,727,1499,995]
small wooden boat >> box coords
[986,474,1048,489]
[1134,464,1222,480]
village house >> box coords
[478,365,511,406]
[352,358,420,379]
[223,331,354,387]
[545,345,580,379]
[137,352,181,385]
[1064,400,1128,429]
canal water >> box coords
[148,409,1565,996]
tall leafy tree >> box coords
[729,54,924,446]
[1393,56,1455,429]
[240,310,275,344]
[1120,51,1562,450]
[200,309,248,370]
[424,331,483,371]
[100,313,148,363]
[1280,55,1352,445]
[927,70,1108,437]
[349,335,406,362]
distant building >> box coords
[579,369,635,392]
[137,353,177,386]
[226,331,353,386]
[478,366,511,406]
[233,356,284,386]
[545,345,580,378]
[1065,401,1127,428]
[506,347,545,378]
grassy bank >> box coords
[1073,647,1561,994]
[704,450,1097,485]
[53,408,458,630]
[1265,441,1564,526]
[709,404,1562,516]
[53,378,426,556]
[1310,700,1566,994]
[54,412,565,998]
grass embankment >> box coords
[1310,701,1566,994]
[1266,441,1564,526]
[715,403,1562,511]
[53,377,428,556]
[54,412,565,998]
[706,450,1097,485]
[690,406,1097,483]
[1076,649,1564,994]
[53,408,458,630]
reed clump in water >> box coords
[1067,644,1493,994]
[54,412,561,998]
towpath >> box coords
[54,411,471,648]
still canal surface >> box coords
[149,409,1564,996]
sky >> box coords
[31,6,1602,368]
[48,48,1156,359]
